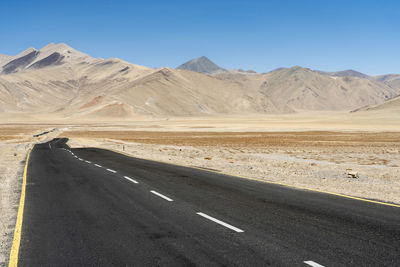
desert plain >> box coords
[1,112,400,261]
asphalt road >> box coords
[17,138,400,266]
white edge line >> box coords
[150,190,173,201]
[124,176,138,184]
[304,261,324,267]
[94,164,102,167]
[196,212,244,233]
[107,168,117,173]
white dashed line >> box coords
[107,168,117,173]
[94,164,102,168]
[304,261,324,267]
[85,161,91,164]
[150,190,173,202]
[123,176,138,184]
[196,212,244,233]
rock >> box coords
[347,171,359,179]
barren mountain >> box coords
[0,43,94,75]
[176,56,228,74]
[317,69,369,79]
[0,54,12,67]
[215,66,398,111]
[372,74,400,90]
[0,44,154,115]
[0,47,36,69]
[47,66,286,118]
[0,43,399,119]
[316,69,400,91]
[262,67,398,110]
[0,44,284,117]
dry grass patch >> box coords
[0,125,43,141]
[60,130,400,147]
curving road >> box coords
[15,138,400,266]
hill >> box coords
[354,95,400,113]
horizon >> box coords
[1,0,399,75]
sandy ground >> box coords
[61,129,400,205]
[1,110,400,131]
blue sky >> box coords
[0,0,399,75]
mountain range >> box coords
[0,43,399,119]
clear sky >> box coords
[0,0,399,75]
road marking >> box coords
[107,168,117,173]
[85,161,91,164]
[123,176,138,184]
[94,164,102,168]
[196,212,244,233]
[79,158,83,161]
[8,150,31,267]
[304,261,324,267]
[49,143,51,149]
[150,190,173,201]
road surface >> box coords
[14,138,400,266]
